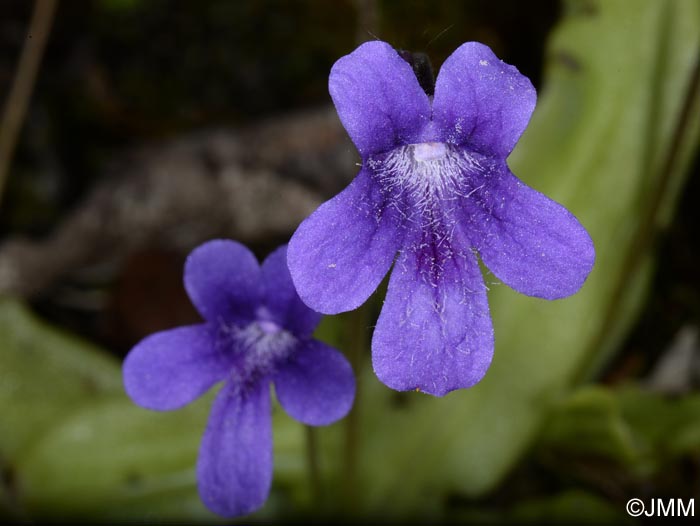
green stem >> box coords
[342,303,369,512]
[305,425,321,504]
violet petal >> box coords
[329,40,431,157]
[184,239,261,323]
[433,42,536,157]
[260,245,321,336]
[288,168,402,314]
[123,324,227,411]
[197,380,272,517]
[274,339,355,426]
[372,240,494,397]
[465,163,595,299]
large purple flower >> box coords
[123,240,355,517]
[288,41,595,397]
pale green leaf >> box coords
[0,299,122,459]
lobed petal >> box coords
[184,239,261,323]
[197,380,272,518]
[288,168,403,314]
[433,42,536,158]
[463,163,595,299]
[123,324,228,411]
[260,245,321,337]
[330,40,431,157]
[372,237,494,396]
[274,339,355,426]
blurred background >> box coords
[0,0,699,523]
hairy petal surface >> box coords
[464,163,595,299]
[197,380,272,518]
[288,168,403,314]
[274,339,355,426]
[260,245,320,336]
[373,236,494,396]
[184,239,261,323]
[433,42,536,157]
[330,40,431,157]
[123,324,227,411]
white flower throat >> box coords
[412,142,448,162]
[369,142,485,209]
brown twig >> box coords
[0,0,58,204]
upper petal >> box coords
[330,40,431,157]
[372,234,494,397]
[432,42,536,158]
[123,324,228,411]
[260,245,321,337]
[274,339,355,426]
[197,380,272,518]
[288,168,403,314]
[184,239,261,323]
[463,163,595,299]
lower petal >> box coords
[372,239,494,396]
[465,164,595,299]
[197,380,272,518]
[274,339,355,426]
[123,324,227,411]
[288,168,402,314]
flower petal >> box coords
[330,40,431,157]
[184,239,261,323]
[433,42,536,157]
[123,324,227,411]
[464,164,595,299]
[288,168,403,314]
[274,339,355,426]
[197,380,272,518]
[372,238,494,396]
[260,245,321,337]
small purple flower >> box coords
[123,240,355,517]
[288,41,595,397]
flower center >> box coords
[258,319,281,334]
[368,143,483,209]
[412,142,448,162]
[218,320,296,383]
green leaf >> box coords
[539,386,638,464]
[320,0,700,517]
[15,394,213,520]
[510,490,632,525]
[14,388,306,520]
[618,387,700,462]
[666,396,700,455]
[537,385,700,479]
[0,299,122,460]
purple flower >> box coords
[123,240,355,517]
[288,41,595,397]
